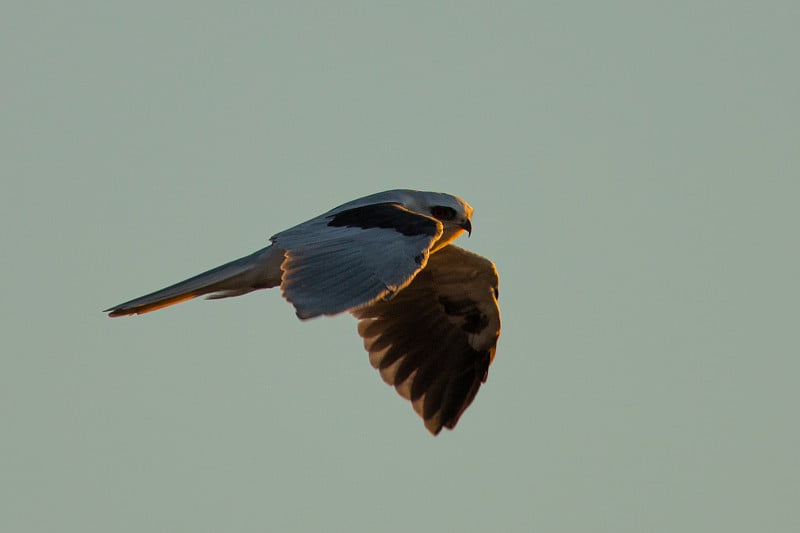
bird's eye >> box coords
[431,206,457,221]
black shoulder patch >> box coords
[327,203,439,237]
[439,296,490,334]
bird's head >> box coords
[401,191,474,250]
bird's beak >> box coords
[462,219,472,236]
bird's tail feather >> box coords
[104,245,283,317]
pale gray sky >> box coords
[2,1,798,532]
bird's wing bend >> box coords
[272,203,443,319]
[351,244,500,435]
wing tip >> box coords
[425,419,444,436]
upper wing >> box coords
[351,244,501,435]
[272,203,442,319]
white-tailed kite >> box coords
[105,189,500,435]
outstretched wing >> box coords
[272,203,443,319]
[352,244,500,435]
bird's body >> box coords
[106,189,500,434]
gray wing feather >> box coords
[352,245,500,435]
[273,206,442,319]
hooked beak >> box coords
[462,219,472,236]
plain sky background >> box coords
[2,1,798,532]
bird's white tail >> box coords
[104,245,284,317]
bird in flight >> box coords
[105,189,501,435]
